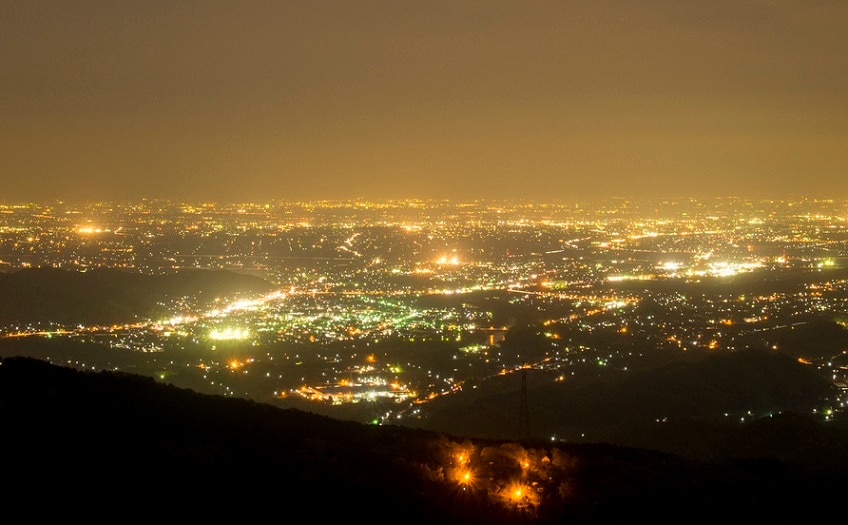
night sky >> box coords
[2,1,847,203]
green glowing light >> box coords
[209,327,250,340]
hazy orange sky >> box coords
[2,1,846,203]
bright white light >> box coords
[436,255,460,265]
[209,327,250,340]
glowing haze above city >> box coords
[2,1,847,204]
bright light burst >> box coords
[452,467,475,487]
[500,481,539,508]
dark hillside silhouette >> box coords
[1,355,846,522]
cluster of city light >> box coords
[157,315,199,327]
[76,226,106,234]
[435,255,461,265]
[209,327,250,340]
[607,274,653,282]
[294,376,414,405]
[693,260,764,277]
[214,290,287,316]
[656,260,765,278]
[610,259,765,281]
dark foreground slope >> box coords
[2,356,847,522]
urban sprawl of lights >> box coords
[2,197,847,429]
